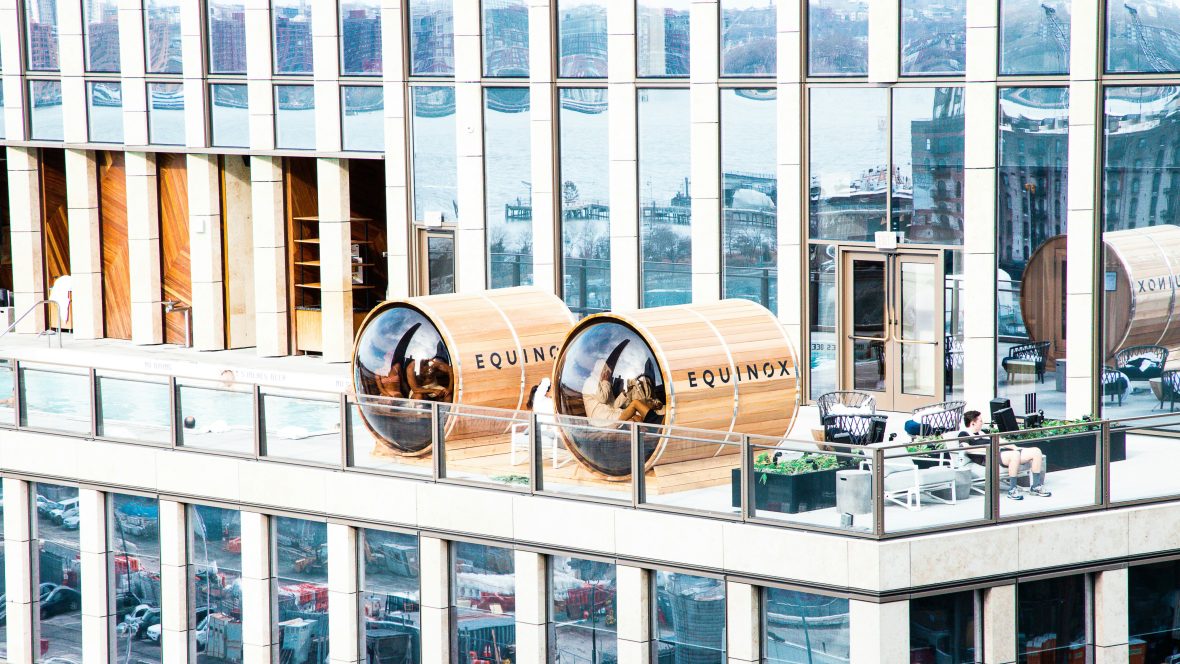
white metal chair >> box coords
[510,420,571,469]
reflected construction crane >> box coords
[1125,3,1171,73]
[1039,3,1069,70]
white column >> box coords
[777,0,804,348]
[119,0,149,146]
[867,0,899,83]
[327,524,360,664]
[454,0,487,293]
[79,489,113,664]
[382,0,411,299]
[157,501,191,664]
[180,0,208,148]
[318,158,356,363]
[313,0,342,153]
[246,0,275,151]
[126,152,164,344]
[690,0,721,304]
[963,2,1000,409]
[0,0,27,142]
[8,147,45,333]
[65,150,103,339]
[514,551,548,664]
[725,582,760,663]
[187,154,227,350]
[418,537,451,663]
[981,584,1016,664]
[1065,0,1101,419]
[608,1,639,311]
[616,565,651,664]
[4,478,35,664]
[58,0,86,144]
[848,600,908,664]
[529,0,557,295]
[251,156,290,356]
[1094,569,1129,663]
[239,512,274,664]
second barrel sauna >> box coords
[351,287,574,456]
[552,299,800,480]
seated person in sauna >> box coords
[407,356,453,402]
[374,354,407,399]
[581,359,663,426]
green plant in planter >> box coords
[1004,415,1099,442]
[905,436,946,455]
[491,474,530,486]
[754,452,840,482]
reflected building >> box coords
[342,7,382,74]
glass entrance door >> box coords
[417,229,455,295]
[840,250,945,412]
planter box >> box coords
[1011,427,1126,472]
[730,467,839,514]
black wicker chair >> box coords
[1159,369,1180,412]
[816,391,876,425]
[1001,341,1051,384]
[911,400,967,437]
[1116,345,1169,387]
[1102,366,1128,406]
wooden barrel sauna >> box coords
[351,287,574,455]
[1022,225,1180,360]
[551,299,800,479]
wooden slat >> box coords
[40,149,71,329]
[158,153,191,346]
[98,151,131,340]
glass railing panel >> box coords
[19,364,90,433]
[640,425,742,516]
[439,402,530,489]
[997,424,1100,519]
[95,373,171,444]
[748,439,872,534]
[0,359,14,426]
[346,396,434,476]
[536,412,632,502]
[259,390,341,465]
[174,381,255,454]
[880,441,990,534]
[1110,413,1180,503]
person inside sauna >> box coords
[581,358,663,426]
[374,355,406,399]
[408,348,453,402]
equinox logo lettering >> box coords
[685,360,794,389]
[473,345,560,370]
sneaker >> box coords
[1007,487,1024,501]
[1029,485,1052,497]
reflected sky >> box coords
[1001,0,1070,75]
[808,0,867,75]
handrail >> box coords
[1,300,62,347]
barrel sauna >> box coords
[351,287,574,455]
[1021,225,1180,361]
[552,299,800,479]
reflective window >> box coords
[809,243,838,399]
[275,85,315,150]
[1017,575,1088,663]
[559,88,610,315]
[1001,0,1070,75]
[208,0,247,74]
[892,87,965,244]
[558,0,608,78]
[189,505,242,664]
[1129,560,1180,661]
[722,88,777,310]
[340,0,382,75]
[637,0,690,77]
[210,83,249,148]
[83,0,120,72]
[901,0,966,76]
[997,87,1069,417]
[361,530,420,664]
[654,572,724,663]
[145,0,183,74]
[0,484,6,659]
[764,588,849,663]
[0,86,5,139]
[945,250,965,401]
[412,85,457,222]
[273,0,312,75]
[35,483,82,662]
[1101,86,1180,415]
[342,86,384,152]
[452,542,515,662]
[273,518,328,664]
[87,81,123,144]
[910,591,975,663]
[148,82,185,146]
[484,87,533,287]
[1107,0,1180,73]
[112,494,161,664]
[25,0,59,71]
[808,0,867,76]
[29,80,64,142]
[551,556,617,663]
[483,0,529,77]
[808,87,887,242]
[639,88,691,306]
[720,0,775,76]
[409,0,455,76]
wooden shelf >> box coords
[294,215,374,223]
[296,283,322,289]
[296,283,377,290]
[295,260,320,267]
[294,238,320,244]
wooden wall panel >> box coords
[40,149,70,328]
[98,151,131,340]
[158,153,191,346]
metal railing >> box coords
[2,356,1180,539]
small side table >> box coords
[836,469,873,519]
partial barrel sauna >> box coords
[552,299,800,479]
[1022,225,1180,360]
[351,287,574,455]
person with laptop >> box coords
[956,409,1051,501]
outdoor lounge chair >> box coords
[910,400,966,438]
[861,447,957,511]
[1001,341,1051,383]
[1157,369,1180,412]
[817,391,876,424]
[1116,344,1169,390]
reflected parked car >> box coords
[36,495,61,518]
[40,587,81,619]
[147,609,212,647]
